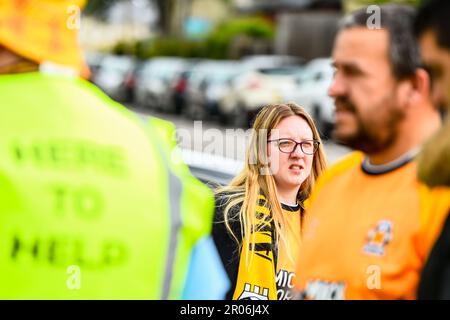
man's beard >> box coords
[332,94,405,154]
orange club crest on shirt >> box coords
[363,220,393,256]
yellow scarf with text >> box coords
[232,195,278,300]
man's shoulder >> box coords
[328,151,364,174]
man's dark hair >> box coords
[414,0,450,50]
[338,4,420,80]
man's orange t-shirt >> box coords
[295,152,450,299]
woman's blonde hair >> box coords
[217,102,327,261]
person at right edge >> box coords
[294,4,450,299]
[414,0,450,300]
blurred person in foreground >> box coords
[414,0,450,299]
[213,103,327,300]
[294,4,450,299]
[0,0,228,299]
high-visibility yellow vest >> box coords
[0,72,214,299]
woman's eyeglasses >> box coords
[268,138,320,155]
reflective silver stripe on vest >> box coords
[136,115,183,299]
[161,169,183,299]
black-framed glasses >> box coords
[268,138,320,155]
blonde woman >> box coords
[212,103,327,300]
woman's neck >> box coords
[276,187,300,206]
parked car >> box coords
[218,65,303,127]
[134,57,191,111]
[203,63,244,119]
[94,55,136,102]
[184,60,242,120]
[283,58,335,138]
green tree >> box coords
[205,16,274,59]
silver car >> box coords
[94,55,135,102]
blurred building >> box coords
[233,0,342,61]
